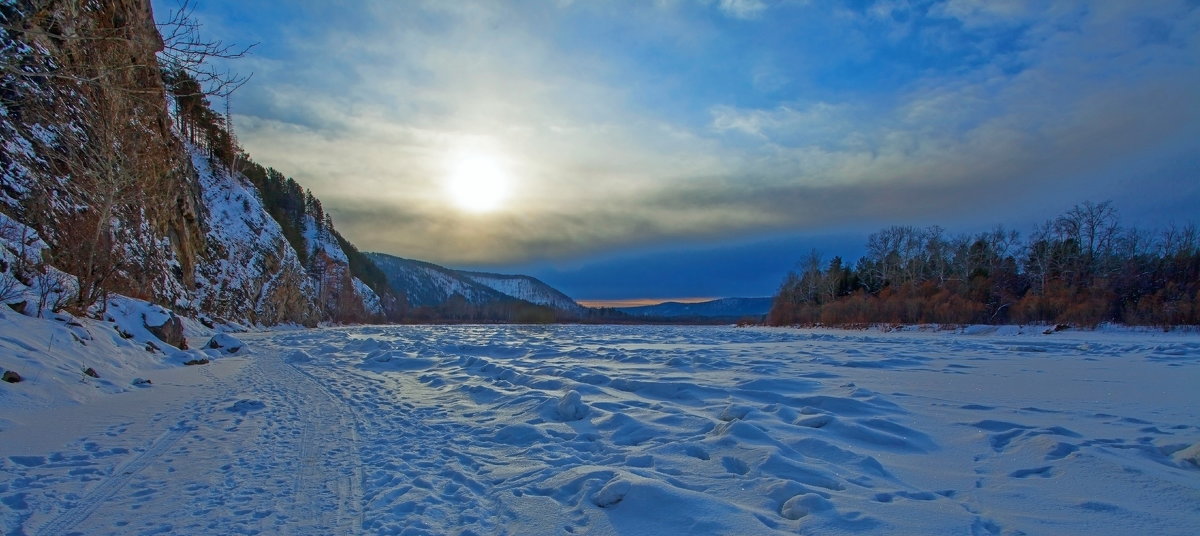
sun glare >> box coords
[444,152,510,213]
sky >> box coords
[158,0,1200,302]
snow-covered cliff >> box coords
[0,0,390,325]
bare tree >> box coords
[155,0,255,98]
[2,0,254,312]
[33,264,72,317]
[1055,200,1119,281]
[2,0,253,91]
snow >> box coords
[189,144,316,325]
[0,211,47,264]
[0,297,220,421]
[302,214,349,265]
[1,324,1198,534]
[204,332,244,353]
[460,272,585,313]
[351,276,384,316]
[556,389,590,421]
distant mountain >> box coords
[458,271,587,315]
[617,297,773,319]
[365,253,585,317]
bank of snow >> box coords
[0,294,234,425]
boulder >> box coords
[83,367,99,378]
[206,333,245,354]
[144,313,185,349]
[2,370,20,383]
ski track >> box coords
[3,345,363,535]
[33,422,193,536]
[3,325,1199,534]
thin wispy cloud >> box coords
[717,0,770,19]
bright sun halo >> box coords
[444,152,510,213]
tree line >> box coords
[768,201,1199,328]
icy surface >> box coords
[2,325,1199,534]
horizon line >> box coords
[577,297,725,308]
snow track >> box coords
[3,346,364,535]
[297,351,512,534]
[265,351,365,533]
[34,421,193,536]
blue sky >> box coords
[159,0,1200,301]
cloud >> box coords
[931,0,1044,28]
[717,0,769,19]
[196,0,1199,268]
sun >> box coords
[444,151,510,213]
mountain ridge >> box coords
[617,297,772,319]
[365,252,585,321]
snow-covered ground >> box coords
[2,324,1199,535]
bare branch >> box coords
[155,0,257,98]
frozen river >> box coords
[3,324,1199,534]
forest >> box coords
[768,201,1199,328]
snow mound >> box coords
[591,476,631,507]
[206,333,244,353]
[556,389,589,421]
[780,492,833,520]
[284,350,314,364]
[0,293,212,418]
[360,349,436,371]
[1170,441,1200,468]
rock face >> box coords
[0,0,202,309]
[187,151,323,327]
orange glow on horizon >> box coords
[577,297,721,308]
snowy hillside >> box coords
[300,214,384,319]
[459,271,586,314]
[2,325,1197,534]
[619,297,773,318]
[188,146,320,326]
[366,253,583,317]
[365,253,514,308]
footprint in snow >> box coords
[1009,466,1053,478]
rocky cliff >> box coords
[0,0,390,325]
